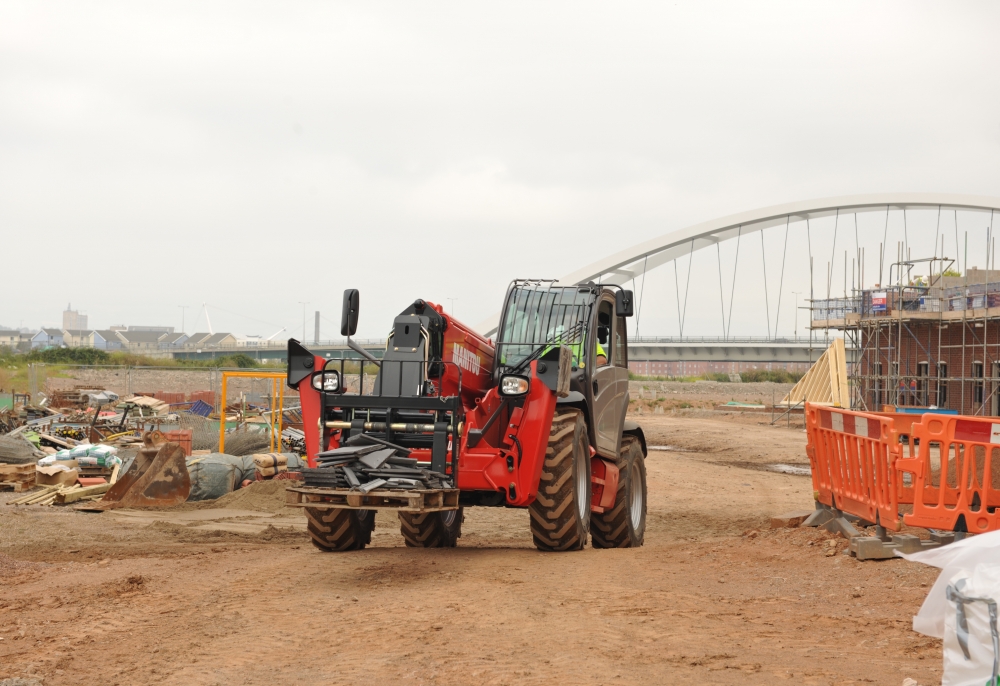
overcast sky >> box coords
[2,2,999,340]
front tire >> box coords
[591,436,646,548]
[304,507,375,551]
[398,508,463,547]
[530,409,592,552]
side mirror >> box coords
[615,289,634,317]
[341,289,360,336]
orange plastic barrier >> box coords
[806,404,904,530]
[898,415,1000,534]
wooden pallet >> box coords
[0,479,37,493]
[286,486,459,512]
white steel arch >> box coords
[476,193,1000,336]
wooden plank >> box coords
[55,483,111,504]
[285,486,459,512]
[286,502,459,513]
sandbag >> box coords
[256,464,288,477]
[253,453,288,469]
[187,459,238,501]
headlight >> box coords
[311,371,341,392]
[500,375,529,396]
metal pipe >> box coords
[325,420,454,435]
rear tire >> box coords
[530,409,591,552]
[591,436,646,548]
[304,507,375,552]
[398,508,463,547]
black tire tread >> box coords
[398,509,463,548]
[591,436,646,548]
[304,507,374,552]
[530,409,589,552]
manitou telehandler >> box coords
[285,280,647,552]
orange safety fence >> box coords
[897,415,1000,534]
[806,403,904,530]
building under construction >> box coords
[813,265,1000,415]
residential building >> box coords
[128,326,174,333]
[115,330,168,352]
[62,329,94,347]
[184,332,236,348]
[159,332,189,348]
[31,328,65,349]
[92,331,124,351]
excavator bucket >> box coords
[80,431,191,511]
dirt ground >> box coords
[0,406,943,686]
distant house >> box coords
[158,332,189,348]
[92,330,124,351]
[31,328,65,349]
[185,332,235,348]
[115,330,168,352]
[0,329,19,348]
[62,329,94,348]
[185,333,213,347]
[203,333,236,348]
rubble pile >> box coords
[302,441,452,492]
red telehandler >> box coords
[286,280,647,552]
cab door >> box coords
[592,297,625,457]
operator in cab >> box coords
[596,342,608,367]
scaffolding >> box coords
[811,252,1000,415]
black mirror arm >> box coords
[347,336,381,367]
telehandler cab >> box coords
[286,279,647,552]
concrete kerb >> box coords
[803,501,957,561]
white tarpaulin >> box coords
[901,531,1000,686]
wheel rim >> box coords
[575,438,589,520]
[441,509,457,527]
[629,459,643,530]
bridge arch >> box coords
[476,193,1000,336]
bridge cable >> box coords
[635,255,648,340]
[955,209,961,274]
[903,208,909,274]
[854,212,860,293]
[716,243,727,339]
[880,205,890,285]
[828,208,839,299]
[761,230,771,339]
[774,215,790,338]
[673,260,682,336]
[726,226,742,339]
[680,238,695,337]
[933,205,942,263]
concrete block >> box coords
[850,536,900,560]
[770,510,815,529]
[890,534,941,554]
[823,516,862,540]
[929,530,957,546]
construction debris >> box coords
[302,440,453,491]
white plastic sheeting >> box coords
[901,531,1000,686]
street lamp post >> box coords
[298,302,309,341]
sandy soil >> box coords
[0,411,942,686]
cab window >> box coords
[596,301,614,366]
[614,315,627,368]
